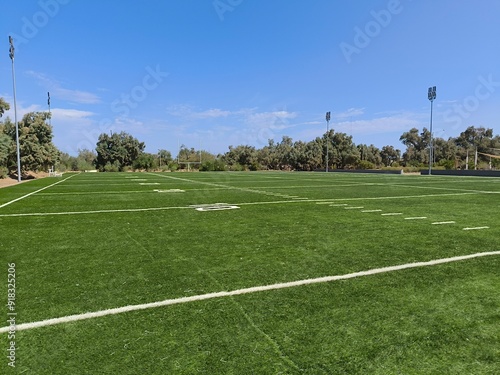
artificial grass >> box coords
[1,171,499,374]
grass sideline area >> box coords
[1,171,499,374]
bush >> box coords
[0,166,8,179]
[168,162,178,172]
[200,159,227,171]
[132,154,154,171]
[437,159,455,170]
[356,160,375,170]
[103,161,120,172]
[228,163,245,171]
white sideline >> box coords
[0,174,77,209]
[1,251,499,334]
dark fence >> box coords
[420,170,500,177]
[314,169,404,175]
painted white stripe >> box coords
[344,206,364,210]
[1,251,498,333]
[362,209,382,213]
[381,213,403,216]
[432,221,456,225]
[0,174,77,209]
[0,206,191,217]
[405,217,428,220]
[329,204,348,207]
[463,226,490,231]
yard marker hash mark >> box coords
[2,251,499,333]
[463,227,490,231]
[432,221,456,225]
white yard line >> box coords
[381,183,500,195]
[0,192,487,218]
[0,174,77,209]
[463,227,490,231]
[431,221,456,225]
[0,206,190,217]
[1,251,498,333]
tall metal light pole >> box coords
[9,36,21,182]
[325,111,331,172]
[47,92,51,126]
[427,86,436,175]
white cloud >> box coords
[51,108,94,120]
[336,114,420,135]
[26,71,101,104]
[2,98,41,120]
[334,107,365,119]
[191,108,231,119]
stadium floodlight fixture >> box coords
[427,86,436,175]
[9,36,21,182]
[325,112,331,172]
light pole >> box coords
[325,111,331,172]
[427,86,436,175]
[9,36,21,182]
[47,92,51,126]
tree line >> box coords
[1,96,499,177]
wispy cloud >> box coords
[335,112,422,135]
[335,107,365,119]
[51,108,94,119]
[192,108,231,119]
[2,95,41,120]
[26,71,101,104]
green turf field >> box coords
[1,171,499,374]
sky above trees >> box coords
[1,1,499,156]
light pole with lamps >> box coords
[325,111,331,172]
[427,86,436,175]
[9,36,21,182]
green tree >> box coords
[325,131,359,169]
[223,145,258,170]
[3,112,59,174]
[0,98,10,118]
[95,131,145,171]
[133,153,155,171]
[380,145,401,167]
[400,127,431,166]
[357,144,382,168]
[158,149,172,168]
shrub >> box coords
[200,159,227,171]
[356,160,375,170]
[168,162,178,172]
[103,161,120,172]
[0,166,8,179]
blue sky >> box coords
[1,0,499,156]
